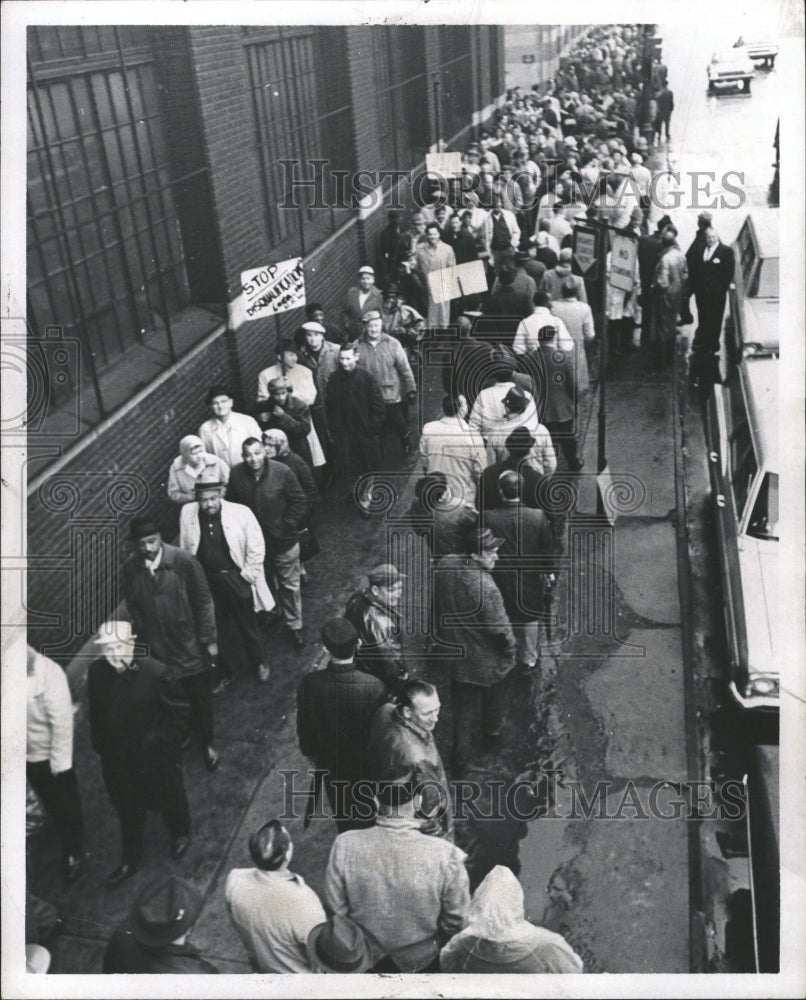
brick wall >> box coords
[27,333,233,661]
[26,25,498,661]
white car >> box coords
[733,36,778,68]
[707,50,755,93]
[706,356,778,710]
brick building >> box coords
[23,24,506,661]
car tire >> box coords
[708,81,716,93]
[742,78,751,93]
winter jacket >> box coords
[121,544,216,678]
[432,554,516,686]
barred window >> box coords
[372,27,430,172]
[244,27,355,259]
[27,26,222,425]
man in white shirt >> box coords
[27,646,84,881]
[226,820,326,973]
[419,394,487,504]
[198,385,262,470]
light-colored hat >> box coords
[301,321,326,334]
[358,265,375,276]
[26,945,51,974]
[94,621,136,646]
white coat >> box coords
[179,499,275,612]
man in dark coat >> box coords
[483,470,556,674]
[482,266,534,344]
[432,526,516,774]
[325,341,387,513]
[121,516,219,771]
[104,875,218,972]
[477,426,547,515]
[532,324,583,471]
[254,376,314,468]
[654,84,674,143]
[227,437,307,648]
[345,563,409,692]
[688,225,736,384]
[296,618,388,832]
[637,215,669,343]
[88,621,192,885]
[342,266,386,341]
[679,210,713,325]
[367,680,453,839]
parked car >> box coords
[743,744,779,971]
[707,50,755,93]
[733,36,778,68]
[724,210,779,365]
[706,356,778,711]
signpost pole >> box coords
[596,219,609,517]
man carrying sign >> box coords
[415,223,456,328]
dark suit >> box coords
[297,660,388,831]
[690,242,735,366]
[535,343,581,471]
[88,655,191,866]
[254,394,314,467]
[342,285,385,340]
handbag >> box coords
[298,523,320,562]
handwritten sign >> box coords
[425,152,462,178]
[426,260,488,304]
[240,258,305,321]
[609,233,638,292]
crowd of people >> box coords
[26,22,728,976]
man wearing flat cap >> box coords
[297,618,388,832]
[432,526,516,774]
[254,375,315,468]
[296,320,340,468]
[88,621,192,885]
[121,515,220,772]
[355,309,417,456]
[103,875,217,972]
[256,340,326,469]
[345,565,409,693]
[342,266,385,341]
[179,473,273,684]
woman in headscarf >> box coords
[439,865,583,973]
[166,435,229,504]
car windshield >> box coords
[747,472,779,540]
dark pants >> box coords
[324,775,377,834]
[207,571,263,676]
[26,762,84,859]
[101,759,190,866]
[692,290,728,362]
[545,420,581,471]
[179,670,214,751]
[451,678,505,772]
[384,401,410,450]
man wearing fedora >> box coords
[307,915,373,974]
[103,875,218,972]
[226,819,326,972]
[88,621,192,885]
[432,526,516,774]
[324,765,470,972]
[178,474,273,685]
[121,516,220,771]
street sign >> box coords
[572,224,598,279]
[609,232,638,292]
